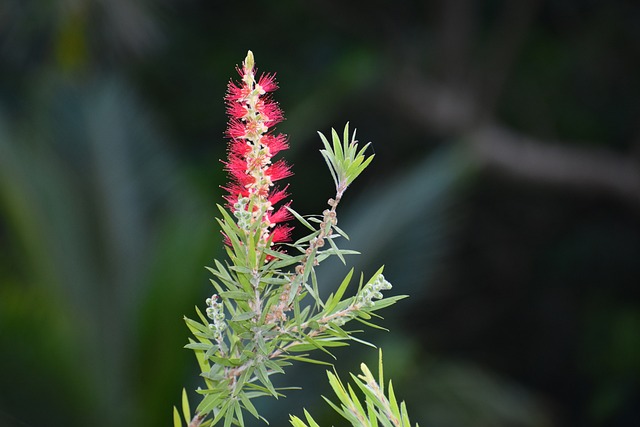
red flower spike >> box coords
[223,51,294,252]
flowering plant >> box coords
[174,51,415,427]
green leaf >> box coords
[368,402,379,427]
[197,392,224,414]
[218,290,252,300]
[347,383,367,419]
[325,268,354,313]
[316,248,359,263]
[320,149,339,189]
[304,409,322,427]
[232,311,256,321]
[208,355,243,367]
[343,122,350,154]
[400,401,411,427]
[255,362,278,397]
[348,334,376,348]
[270,252,306,270]
[388,380,400,421]
[233,400,244,427]
[378,349,385,395]
[322,395,348,420]
[181,388,191,423]
[303,335,337,359]
[332,224,350,240]
[228,265,253,274]
[287,206,316,231]
[293,229,321,246]
[195,306,211,328]
[173,407,182,427]
[239,393,260,419]
[184,342,211,351]
[264,359,286,374]
[326,236,346,265]
[289,415,306,427]
[235,365,255,395]
[369,295,409,311]
[259,276,290,285]
[281,355,333,366]
[331,127,344,164]
[209,399,232,426]
[326,370,349,404]
[256,332,270,356]
[286,340,348,352]
[353,316,387,331]
[310,266,323,309]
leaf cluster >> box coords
[319,123,374,197]
[290,350,418,427]
[174,125,406,427]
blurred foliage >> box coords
[0,75,218,426]
[1,1,639,427]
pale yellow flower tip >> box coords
[244,50,255,71]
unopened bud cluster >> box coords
[233,197,253,231]
[322,201,338,229]
[356,274,393,307]
[205,294,226,341]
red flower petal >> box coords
[226,101,248,119]
[268,203,293,225]
[265,159,292,182]
[224,156,253,186]
[226,120,247,139]
[257,73,278,93]
[268,185,289,205]
[226,81,250,102]
[261,134,289,156]
[270,224,293,243]
[229,139,250,157]
[261,101,283,126]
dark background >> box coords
[1,1,639,426]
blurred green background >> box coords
[1,1,639,426]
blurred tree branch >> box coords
[469,125,640,203]
[389,72,640,207]
[387,0,640,208]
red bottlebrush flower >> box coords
[223,51,293,251]
[227,120,247,139]
[224,156,254,186]
[268,204,293,225]
[265,159,293,183]
[260,101,284,126]
[257,73,278,93]
[261,134,289,156]
[226,101,248,119]
[270,225,293,244]
[229,139,251,157]
[268,186,289,205]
